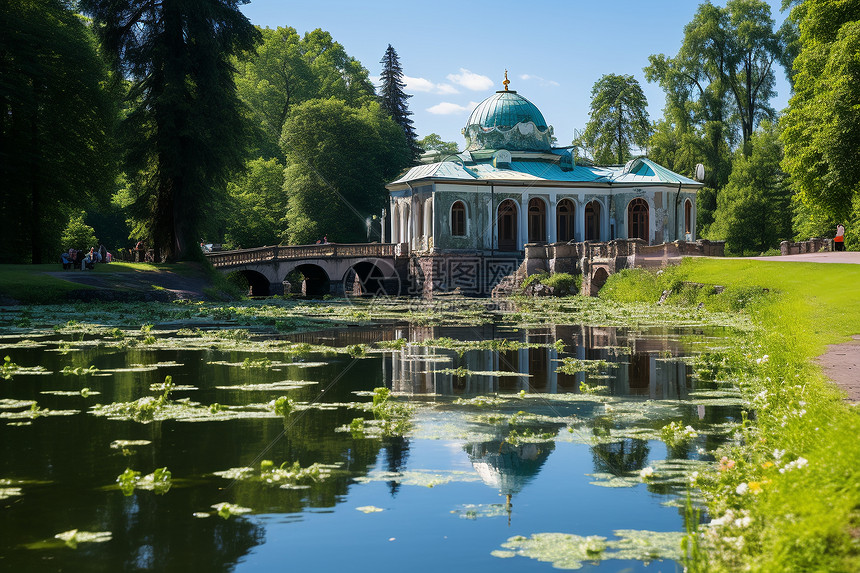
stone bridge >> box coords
[522,239,725,296]
[206,244,407,296]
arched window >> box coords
[497,199,518,251]
[627,198,649,242]
[528,198,546,243]
[392,204,400,243]
[451,201,466,237]
[585,201,601,241]
[556,199,575,242]
[684,199,692,240]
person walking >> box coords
[835,224,845,252]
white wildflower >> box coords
[736,482,749,495]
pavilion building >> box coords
[386,77,701,256]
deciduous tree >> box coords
[710,122,791,255]
[781,0,860,236]
[580,74,650,165]
[281,99,409,245]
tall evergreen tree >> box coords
[379,45,420,162]
[81,0,260,261]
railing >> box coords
[206,243,398,268]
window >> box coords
[451,201,466,237]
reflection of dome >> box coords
[462,88,554,152]
[465,440,554,495]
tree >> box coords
[645,0,786,233]
[417,133,458,156]
[82,0,261,261]
[0,0,116,263]
[281,99,410,245]
[234,27,375,157]
[60,212,99,254]
[781,1,860,235]
[710,122,791,255]
[224,158,287,249]
[379,45,420,162]
[581,74,650,165]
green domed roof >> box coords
[462,88,553,152]
[466,91,548,131]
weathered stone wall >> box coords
[410,252,522,297]
[780,238,832,255]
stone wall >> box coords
[780,238,832,255]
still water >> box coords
[0,320,737,572]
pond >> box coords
[0,310,742,571]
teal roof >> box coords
[388,156,702,187]
[607,158,701,185]
[466,91,547,130]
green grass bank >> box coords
[600,258,860,572]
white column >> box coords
[548,194,557,244]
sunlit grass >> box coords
[600,258,860,572]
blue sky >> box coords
[240,0,792,148]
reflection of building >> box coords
[380,324,693,399]
[387,76,702,255]
[466,438,554,496]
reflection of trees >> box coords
[382,436,410,496]
[591,437,650,475]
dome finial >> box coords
[503,70,510,91]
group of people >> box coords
[61,245,110,270]
[315,235,329,244]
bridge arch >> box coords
[283,263,331,297]
[590,267,610,295]
[342,258,400,296]
[231,270,271,297]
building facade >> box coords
[387,80,702,256]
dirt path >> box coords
[44,264,211,302]
[817,335,860,402]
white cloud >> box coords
[426,102,470,115]
[402,75,461,95]
[519,73,560,87]
[435,83,460,95]
[403,75,435,92]
[446,68,494,91]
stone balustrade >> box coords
[207,243,397,268]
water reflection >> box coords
[379,324,694,399]
[0,320,728,572]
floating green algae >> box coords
[40,389,101,397]
[54,529,113,549]
[109,439,152,449]
[492,529,684,569]
[214,380,317,392]
[354,469,483,488]
[451,503,510,520]
[211,502,252,519]
[433,367,531,378]
[212,459,338,488]
[0,487,23,500]
[116,467,172,495]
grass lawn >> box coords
[602,258,860,571]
